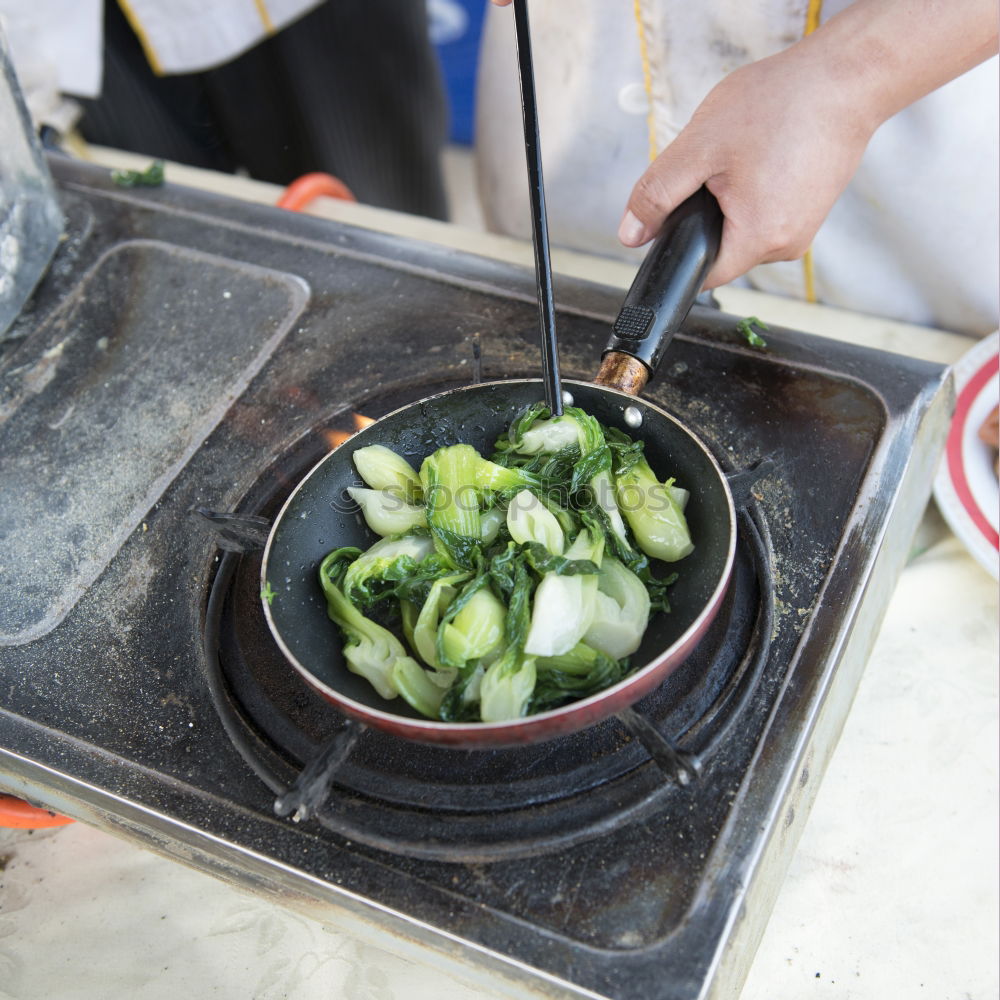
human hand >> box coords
[617,40,877,289]
[617,0,997,289]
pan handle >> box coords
[594,186,723,395]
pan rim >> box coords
[260,378,737,738]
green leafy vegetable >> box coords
[506,488,565,554]
[311,403,697,723]
[438,582,506,670]
[420,444,485,568]
[524,526,604,657]
[408,571,467,671]
[510,414,581,455]
[480,506,505,545]
[348,486,427,537]
[318,550,420,701]
[354,445,423,502]
[110,159,165,187]
[479,557,536,722]
[583,556,651,659]
[531,642,629,712]
[614,455,693,563]
[341,534,441,606]
[736,315,769,349]
[480,652,537,722]
[392,657,447,718]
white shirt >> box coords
[475,0,1000,336]
[0,0,322,101]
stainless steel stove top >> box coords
[0,157,951,999]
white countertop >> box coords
[1,151,996,1000]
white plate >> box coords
[933,331,999,579]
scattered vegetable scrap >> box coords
[111,160,165,188]
[736,315,769,349]
[306,404,694,723]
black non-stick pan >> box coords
[261,187,736,749]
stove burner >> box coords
[200,383,774,862]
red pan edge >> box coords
[296,570,731,748]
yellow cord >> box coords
[253,0,277,35]
[802,247,817,303]
[115,0,278,74]
[114,0,164,75]
[801,0,824,303]
[805,0,824,36]
[631,0,658,163]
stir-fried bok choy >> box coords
[310,404,694,722]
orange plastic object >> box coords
[0,793,74,829]
[277,172,356,212]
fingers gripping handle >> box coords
[604,187,724,374]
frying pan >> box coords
[260,187,737,749]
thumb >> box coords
[618,136,710,247]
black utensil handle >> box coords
[512,0,563,417]
[604,186,724,373]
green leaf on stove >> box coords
[111,159,165,188]
[736,315,769,349]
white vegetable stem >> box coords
[347,487,427,537]
[583,556,651,660]
[506,489,565,554]
[480,654,537,722]
[341,534,436,600]
[353,445,423,500]
[616,457,694,562]
[515,415,580,454]
[524,528,604,657]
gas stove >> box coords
[0,157,951,999]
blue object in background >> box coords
[428,0,487,146]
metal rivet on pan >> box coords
[561,390,574,407]
[624,406,643,428]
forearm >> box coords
[806,0,998,133]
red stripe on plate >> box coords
[946,354,1000,552]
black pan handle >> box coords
[603,186,724,375]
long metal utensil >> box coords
[511,0,563,416]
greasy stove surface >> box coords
[0,159,949,999]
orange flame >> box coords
[324,428,352,448]
[323,412,375,450]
